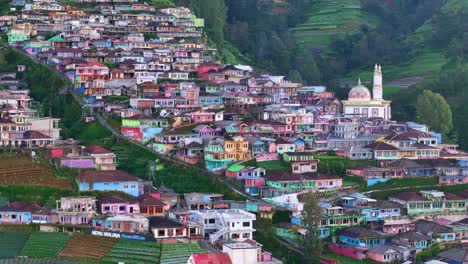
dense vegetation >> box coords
[183,0,468,149]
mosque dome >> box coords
[348,79,371,101]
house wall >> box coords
[256,153,278,162]
[79,181,142,197]
[101,203,140,215]
[61,158,95,168]
[0,211,31,223]
[328,244,367,260]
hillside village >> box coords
[0,0,467,263]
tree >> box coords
[288,70,303,84]
[300,192,323,263]
[197,0,226,46]
[416,90,453,140]
[0,52,5,67]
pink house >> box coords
[99,194,140,215]
[191,111,214,124]
[193,125,220,137]
[367,245,410,263]
[244,178,265,187]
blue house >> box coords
[0,201,40,224]
[393,231,432,250]
[198,92,223,106]
[414,219,456,242]
[76,170,150,197]
[92,40,113,48]
[339,226,390,248]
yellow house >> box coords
[223,135,250,161]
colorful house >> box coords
[283,152,318,174]
[389,190,467,215]
[83,145,116,170]
[191,111,215,124]
[0,201,40,224]
[56,196,96,225]
[138,193,167,216]
[392,231,432,251]
[339,226,391,248]
[76,170,150,197]
[367,245,410,263]
[98,194,140,215]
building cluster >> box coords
[2,0,468,263]
[273,189,468,263]
[0,73,61,148]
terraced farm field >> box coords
[292,0,378,49]
[160,243,207,264]
[0,157,72,189]
[58,234,117,260]
[20,232,72,258]
[101,239,160,264]
[0,232,30,258]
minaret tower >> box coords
[373,64,383,100]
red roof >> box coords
[85,61,107,68]
[84,145,112,154]
[77,170,141,184]
[190,253,232,264]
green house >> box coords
[283,152,315,162]
[122,114,169,128]
[7,32,29,44]
[264,172,316,191]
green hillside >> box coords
[292,0,378,49]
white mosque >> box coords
[342,65,392,120]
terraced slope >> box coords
[101,239,160,264]
[0,157,72,189]
[292,0,377,49]
[20,232,72,258]
[160,243,207,264]
[0,232,31,258]
[58,234,117,260]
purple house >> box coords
[193,125,221,137]
[98,194,140,215]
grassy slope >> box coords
[292,0,378,49]
[339,0,466,85]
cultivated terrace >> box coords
[0,0,467,263]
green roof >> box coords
[227,164,245,172]
[47,35,65,42]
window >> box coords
[119,206,125,211]
[11,214,16,219]
[104,206,110,211]
[158,230,165,237]
[243,222,250,227]
[208,219,215,224]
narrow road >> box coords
[364,184,442,195]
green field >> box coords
[368,177,439,191]
[20,232,72,258]
[101,239,160,264]
[160,243,206,264]
[292,0,378,48]
[257,160,292,173]
[0,232,30,258]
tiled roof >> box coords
[76,170,141,183]
[23,130,51,139]
[340,226,384,238]
[364,141,399,151]
[396,230,432,241]
[84,145,112,155]
[414,219,453,234]
[148,216,182,228]
[191,253,232,264]
[99,194,138,204]
[391,192,425,201]
[138,193,165,206]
